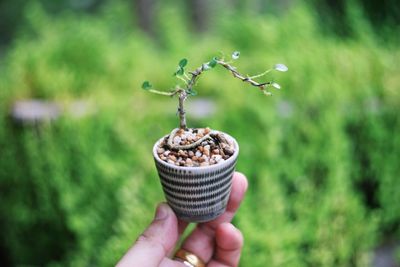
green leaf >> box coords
[141,81,152,90]
[179,58,188,68]
[209,57,217,68]
[173,67,185,76]
[232,51,240,60]
[272,82,281,89]
[176,67,184,76]
[187,89,197,96]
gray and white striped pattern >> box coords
[153,132,239,222]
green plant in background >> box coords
[0,1,399,267]
[142,52,288,130]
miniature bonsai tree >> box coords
[147,51,288,221]
[144,51,288,167]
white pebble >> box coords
[212,155,222,162]
[173,136,182,144]
[195,151,202,158]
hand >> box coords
[116,172,248,267]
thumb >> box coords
[116,203,179,267]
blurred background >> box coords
[0,0,399,266]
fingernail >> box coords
[155,203,169,220]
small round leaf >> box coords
[179,58,188,68]
[142,81,152,90]
[208,57,217,68]
[187,89,198,96]
[263,91,272,96]
[176,67,184,76]
[274,64,288,72]
[232,51,240,60]
[272,82,281,89]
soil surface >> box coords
[157,128,235,167]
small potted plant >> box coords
[142,51,287,222]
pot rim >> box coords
[153,129,239,171]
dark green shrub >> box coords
[0,2,399,267]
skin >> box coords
[116,172,248,267]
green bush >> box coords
[0,1,399,266]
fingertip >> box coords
[216,223,244,250]
[234,171,248,193]
[210,223,244,267]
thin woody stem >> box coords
[178,90,187,129]
[148,87,187,129]
[216,60,272,90]
[147,88,180,96]
[186,60,272,93]
[187,65,207,91]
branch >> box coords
[216,60,272,90]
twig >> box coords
[216,60,272,90]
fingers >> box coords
[180,172,248,263]
[208,223,243,267]
[116,203,179,267]
[206,172,248,229]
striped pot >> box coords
[153,132,239,223]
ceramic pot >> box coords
[153,131,239,222]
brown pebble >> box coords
[203,149,210,156]
[188,151,194,157]
[223,147,234,156]
[212,149,220,155]
[157,147,165,154]
[168,155,177,161]
[178,150,187,157]
[198,146,204,152]
[167,159,175,165]
[192,156,198,161]
[204,127,210,134]
[198,157,205,163]
[200,162,209,166]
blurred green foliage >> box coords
[0,1,399,266]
